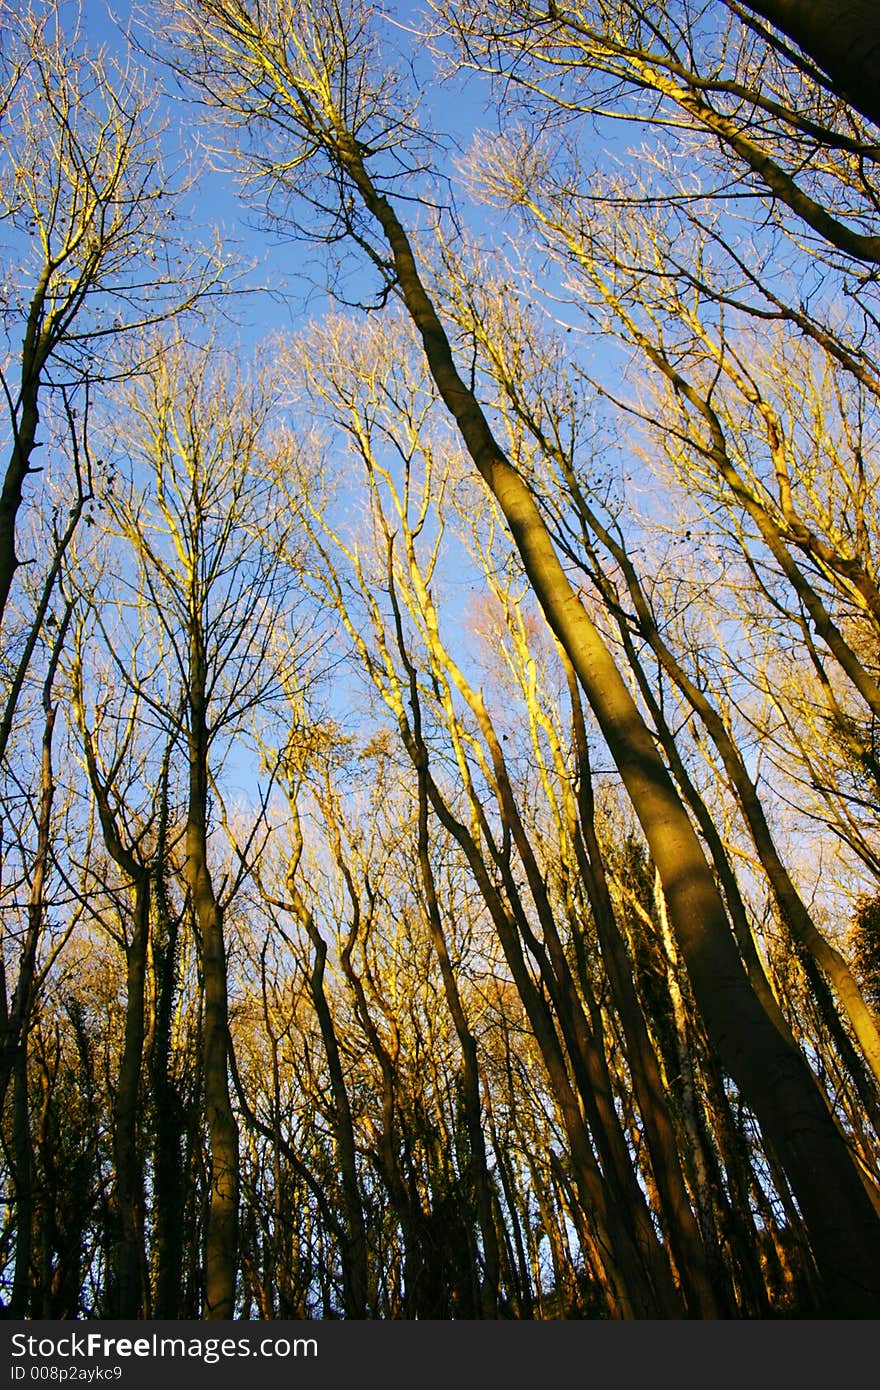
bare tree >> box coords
[0,0,218,755]
[164,0,880,1312]
[82,330,297,1318]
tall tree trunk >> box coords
[7,609,70,1316]
[413,795,503,1318]
[0,609,70,1111]
[391,555,684,1315]
[739,0,880,126]
[9,1041,34,1317]
[185,638,239,1320]
[110,876,150,1317]
[333,137,880,1312]
[392,596,510,1318]
[75,659,154,1317]
[150,889,188,1320]
[300,905,370,1317]
[566,661,730,1316]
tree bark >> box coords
[739,0,880,126]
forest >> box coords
[1,0,880,1320]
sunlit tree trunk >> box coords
[408,751,502,1317]
[96,332,291,1318]
[563,661,730,1316]
[73,659,157,1318]
[331,142,880,1310]
[111,879,151,1317]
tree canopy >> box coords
[1,0,879,1319]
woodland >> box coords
[2,0,880,1320]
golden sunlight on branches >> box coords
[1,0,879,1320]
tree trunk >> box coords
[303,913,370,1317]
[335,138,880,1313]
[9,1042,34,1317]
[110,875,150,1317]
[185,641,239,1320]
[739,0,880,126]
[150,890,188,1320]
[566,662,730,1316]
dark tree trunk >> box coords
[740,1,880,126]
[185,637,239,1320]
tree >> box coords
[166,0,880,1312]
[274,309,756,1312]
[436,242,880,1096]
[0,11,220,1289]
[78,330,299,1318]
[4,0,879,1320]
[0,0,217,757]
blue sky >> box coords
[67,0,501,349]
